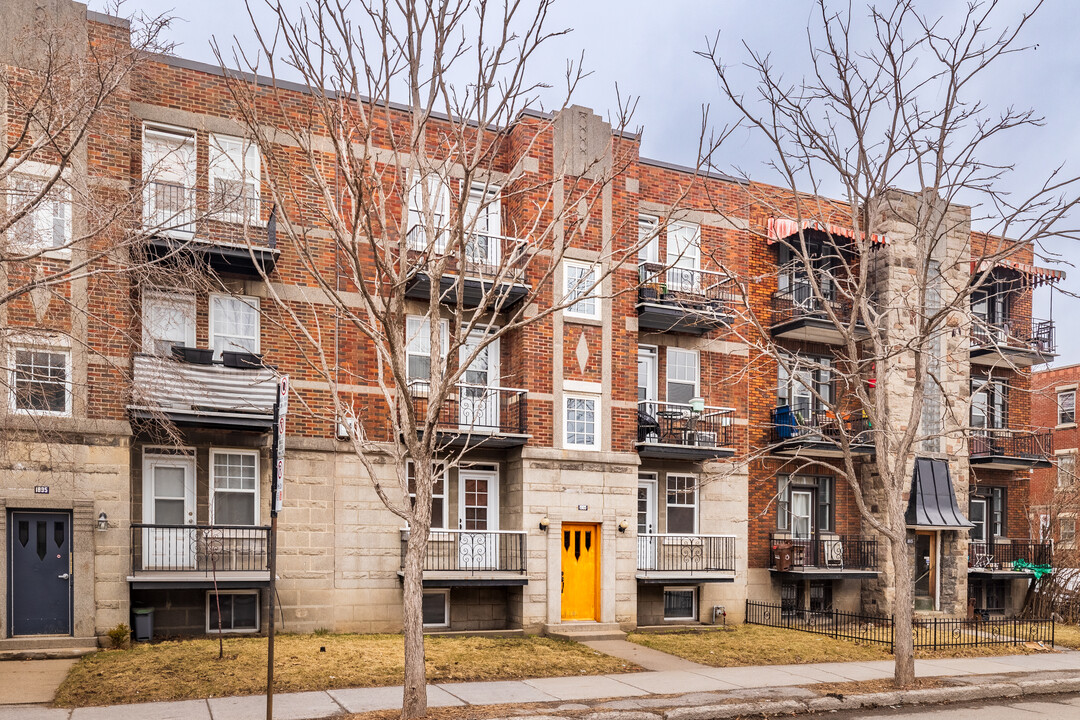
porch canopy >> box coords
[971,258,1065,288]
[766,217,889,246]
[905,458,974,530]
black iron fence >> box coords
[771,403,872,445]
[769,534,878,571]
[144,180,196,233]
[972,317,1056,354]
[969,539,1053,569]
[637,534,737,574]
[407,227,530,283]
[770,284,857,326]
[637,262,736,315]
[746,600,1054,650]
[637,401,735,448]
[409,382,527,436]
[131,524,270,573]
[969,428,1052,460]
[401,529,527,574]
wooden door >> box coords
[561,523,600,621]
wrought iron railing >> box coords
[770,403,872,445]
[144,180,196,233]
[636,533,736,574]
[131,524,270,573]
[971,317,1055,355]
[210,182,263,225]
[969,428,1052,460]
[771,283,857,326]
[407,227,530,283]
[769,533,878,571]
[400,529,527,574]
[637,401,735,448]
[637,262,736,315]
[408,382,527,436]
[968,539,1053,569]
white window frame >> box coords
[209,449,260,526]
[406,460,447,530]
[1061,516,1076,547]
[408,174,451,252]
[1059,389,1076,427]
[209,294,261,360]
[665,474,698,534]
[1058,451,1077,489]
[422,588,451,628]
[563,261,601,320]
[5,162,73,255]
[663,586,697,621]
[638,214,659,264]
[205,590,260,633]
[208,133,262,225]
[665,347,699,405]
[142,290,196,355]
[142,124,197,233]
[564,393,600,451]
[10,345,71,417]
[405,315,450,383]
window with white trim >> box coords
[209,294,260,359]
[564,261,600,319]
[422,589,450,628]
[564,394,599,450]
[408,175,450,252]
[1059,390,1076,426]
[407,461,447,530]
[6,172,71,252]
[666,474,697,534]
[1059,452,1076,488]
[211,450,259,525]
[206,590,259,633]
[405,315,449,382]
[142,291,196,355]
[666,221,700,292]
[143,125,196,231]
[209,133,261,223]
[666,348,699,405]
[1061,517,1076,546]
[12,348,70,415]
[663,587,696,621]
[638,214,659,264]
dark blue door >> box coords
[9,512,71,635]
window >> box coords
[776,355,832,412]
[1059,452,1076,488]
[666,348,699,406]
[970,377,1007,429]
[565,394,599,450]
[666,221,700,292]
[809,580,833,613]
[989,487,1005,537]
[776,242,838,298]
[638,214,659,264]
[776,475,834,533]
[12,348,69,415]
[6,172,71,252]
[663,587,696,621]
[407,461,446,530]
[666,474,697,534]
[563,261,600,319]
[143,125,196,231]
[464,184,501,266]
[1059,390,1076,426]
[405,315,449,382]
[921,260,943,453]
[1061,517,1076,546]
[211,450,258,525]
[206,591,259,633]
[969,498,987,543]
[209,133,261,223]
[422,589,450,628]
[407,175,450,251]
[142,291,196,355]
[209,294,260,359]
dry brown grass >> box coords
[54,633,639,707]
[1052,623,1080,649]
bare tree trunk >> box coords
[889,530,915,686]
[402,524,430,719]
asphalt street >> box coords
[822,692,1080,718]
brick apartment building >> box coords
[1032,364,1080,554]
[0,3,1064,650]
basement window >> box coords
[422,590,450,628]
[663,587,696,621]
[206,590,259,633]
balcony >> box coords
[636,533,737,583]
[408,381,528,449]
[969,428,1052,470]
[968,539,1052,577]
[128,524,271,588]
[129,352,278,431]
[636,263,736,335]
[769,534,879,578]
[970,318,1056,368]
[770,285,870,345]
[400,529,528,586]
[636,401,736,460]
[404,228,531,311]
[770,404,874,458]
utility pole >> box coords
[266,375,288,720]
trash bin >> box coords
[773,541,793,572]
[133,607,154,642]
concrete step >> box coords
[0,636,99,660]
[544,622,626,641]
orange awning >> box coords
[766,217,888,246]
[972,258,1065,287]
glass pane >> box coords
[667,507,695,534]
[155,498,185,525]
[664,590,695,619]
[215,493,255,525]
[231,593,258,629]
[154,467,186,499]
[422,592,447,625]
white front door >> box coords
[459,469,499,570]
[142,453,196,570]
[791,490,813,541]
[638,477,658,570]
[465,185,501,266]
[459,332,500,432]
[638,347,658,410]
[666,222,700,292]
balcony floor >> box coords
[127,570,271,589]
[635,570,736,584]
[769,568,879,580]
[970,455,1052,471]
[967,567,1037,579]
[969,345,1055,368]
[772,440,874,459]
[636,302,731,335]
[770,317,870,345]
[402,570,529,588]
[636,442,736,461]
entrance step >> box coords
[0,636,99,660]
[544,622,625,641]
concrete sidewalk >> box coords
[6,650,1080,719]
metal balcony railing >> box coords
[971,317,1056,355]
[400,529,527,574]
[144,180,196,234]
[968,539,1053,569]
[769,534,878,571]
[637,401,735,448]
[407,227,530,282]
[210,181,263,225]
[408,381,527,436]
[770,403,872,445]
[771,283,857,326]
[636,533,737,574]
[637,263,736,313]
[131,524,270,573]
[969,428,1052,460]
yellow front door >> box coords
[561,523,599,621]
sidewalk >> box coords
[5,648,1080,720]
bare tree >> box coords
[700,0,1079,686]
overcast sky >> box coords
[109,0,1080,364]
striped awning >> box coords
[767,217,888,245]
[972,258,1065,286]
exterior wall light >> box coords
[618,520,629,533]
[690,397,705,413]
[97,512,109,532]
[539,516,550,532]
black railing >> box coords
[972,317,1056,355]
[637,263,736,315]
[144,180,196,233]
[769,534,878,571]
[746,600,1055,650]
[637,534,737,574]
[131,524,270,573]
[409,382,527,436]
[401,529,527,574]
[211,182,263,224]
[407,227,530,283]
[969,428,1052,460]
[770,283,857,326]
[969,539,1053,569]
[770,403,872,445]
[637,401,735,448]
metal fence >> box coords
[770,403,872,445]
[131,524,270,573]
[971,317,1055,354]
[746,599,1054,650]
[637,533,737,574]
[409,382,527,436]
[401,529,527,574]
[770,284,856,326]
[768,534,878,571]
[969,428,1052,461]
[637,262,736,315]
[969,539,1053,569]
[637,401,735,448]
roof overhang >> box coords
[972,258,1065,287]
[905,458,974,530]
[767,217,888,246]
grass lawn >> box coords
[54,633,639,707]
[1052,623,1080,649]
